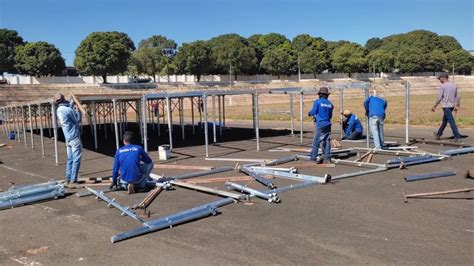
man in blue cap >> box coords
[308,87,334,164]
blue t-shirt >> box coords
[345,114,363,137]
[309,98,333,128]
[364,96,387,118]
[112,144,152,183]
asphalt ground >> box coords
[0,121,473,265]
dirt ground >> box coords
[0,121,473,265]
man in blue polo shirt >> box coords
[364,93,387,149]
[308,87,334,164]
[111,131,154,194]
[342,109,363,140]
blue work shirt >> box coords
[56,102,81,142]
[364,96,387,118]
[345,114,363,137]
[309,98,333,128]
[112,144,152,184]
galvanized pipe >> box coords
[226,182,280,203]
[240,166,275,188]
[289,94,294,135]
[0,189,65,210]
[203,94,209,157]
[142,96,148,152]
[112,99,120,150]
[38,105,45,156]
[441,147,474,156]
[170,166,234,180]
[165,97,173,150]
[28,104,34,149]
[387,155,433,165]
[254,93,260,151]
[51,102,59,165]
[299,92,303,145]
[1,184,64,202]
[405,171,456,182]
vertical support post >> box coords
[203,93,209,157]
[290,94,294,135]
[218,95,222,136]
[156,100,161,137]
[191,97,195,135]
[254,93,260,152]
[38,104,45,156]
[142,96,148,152]
[299,92,304,145]
[212,95,217,143]
[180,98,185,140]
[51,102,59,166]
[339,87,344,140]
[364,87,370,148]
[165,97,173,150]
[137,100,142,143]
[28,104,34,149]
[112,99,120,150]
[222,95,226,128]
[47,106,52,137]
[21,106,27,147]
[92,102,98,150]
[405,82,410,144]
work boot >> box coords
[433,132,441,140]
[451,138,463,143]
[127,183,135,194]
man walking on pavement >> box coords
[364,91,387,150]
[432,73,463,142]
[54,94,82,187]
[110,131,154,194]
[308,87,334,164]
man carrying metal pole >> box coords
[54,94,82,187]
[308,87,334,164]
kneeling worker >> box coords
[111,131,154,194]
[342,110,363,140]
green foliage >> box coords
[396,46,427,73]
[132,35,176,81]
[74,31,135,83]
[426,49,447,72]
[446,49,473,74]
[14,41,65,76]
[261,42,297,77]
[438,35,462,53]
[293,35,329,76]
[331,43,366,73]
[174,40,212,81]
[0,28,24,74]
[366,49,395,72]
[364,37,382,54]
[209,34,256,76]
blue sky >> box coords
[1,0,473,65]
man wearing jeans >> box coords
[308,87,334,164]
[432,73,462,142]
[55,94,82,187]
[111,131,154,194]
[364,94,387,150]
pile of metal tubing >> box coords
[0,181,66,210]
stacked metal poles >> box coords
[0,181,66,210]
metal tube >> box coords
[191,97,195,135]
[441,147,474,156]
[405,82,410,144]
[0,184,64,202]
[0,189,65,210]
[290,94,294,135]
[21,107,27,146]
[157,100,161,137]
[249,168,326,183]
[170,180,244,200]
[111,197,234,243]
[332,166,387,180]
[112,99,120,150]
[218,96,222,136]
[254,93,260,151]
[170,166,233,180]
[365,87,370,148]
[405,171,456,182]
[180,98,185,140]
[28,105,34,149]
[165,97,173,150]
[203,94,209,157]
[86,187,144,223]
[387,155,433,165]
[240,166,275,188]
[339,87,344,140]
[142,97,148,152]
[226,182,280,203]
[265,155,298,166]
[92,102,98,149]
[38,105,45,156]
[387,157,444,169]
[299,93,303,145]
[222,95,226,128]
[51,102,59,165]
[212,95,217,143]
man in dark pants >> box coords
[431,73,462,142]
[342,109,364,140]
[308,87,334,164]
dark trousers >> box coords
[346,131,363,140]
[437,108,461,139]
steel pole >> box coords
[92,102,98,149]
[339,88,344,140]
[112,99,120,149]
[191,97,195,135]
[212,95,217,143]
[254,93,260,152]
[51,102,59,165]
[38,105,45,156]
[165,97,173,150]
[405,82,410,144]
[21,107,27,146]
[299,92,303,145]
[28,105,34,149]
[364,87,370,148]
[290,94,294,135]
[142,96,148,152]
[203,94,209,157]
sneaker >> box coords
[67,182,80,189]
[433,132,441,140]
[451,138,462,143]
[127,183,135,194]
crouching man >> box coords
[342,109,363,140]
[111,131,154,194]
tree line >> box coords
[1,28,472,82]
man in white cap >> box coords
[342,109,363,140]
[54,94,82,187]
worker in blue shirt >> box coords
[308,87,333,164]
[364,93,388,149]
[342,110,363,140]
[111,131,154,194]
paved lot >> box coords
[0,122,473,265]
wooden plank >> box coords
[154,164,214,171]
[356,151,372,162]
[69,93,87,116]
[365,153,374,163]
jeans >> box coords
[437,108,461,139]
[65,137,82,182]
[369,116,384,149]
[310,125,331,161]
[346,131,363,140]
[119,163,155,191]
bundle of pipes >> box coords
[0,181,66,210]
[441,147,474,156]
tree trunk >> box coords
[153,75,156,82]
[197,74,201,82]
[102,75,108,84]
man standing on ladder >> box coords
[308,87,334,164]
[364,91,387,150]
[431,73,463,142]
[54,94,82,187]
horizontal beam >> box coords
[171,180,245,200]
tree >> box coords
[331,43,366,74]
[293,35,329,77]
[174,40,212,81]
[0,28,24,74]
[261,42,297,78]
[247,34,264,74]
[209,34,257,77]
[446,49,473,74]
[132,35,177,81]
[74,31,135,83]
[292,34,315,52]
[366,49,395,73]
[438,35,463,53]
[14,41,65,76]
[396,47,427,73]
[364,37,383,54]
[426,49,447,72]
